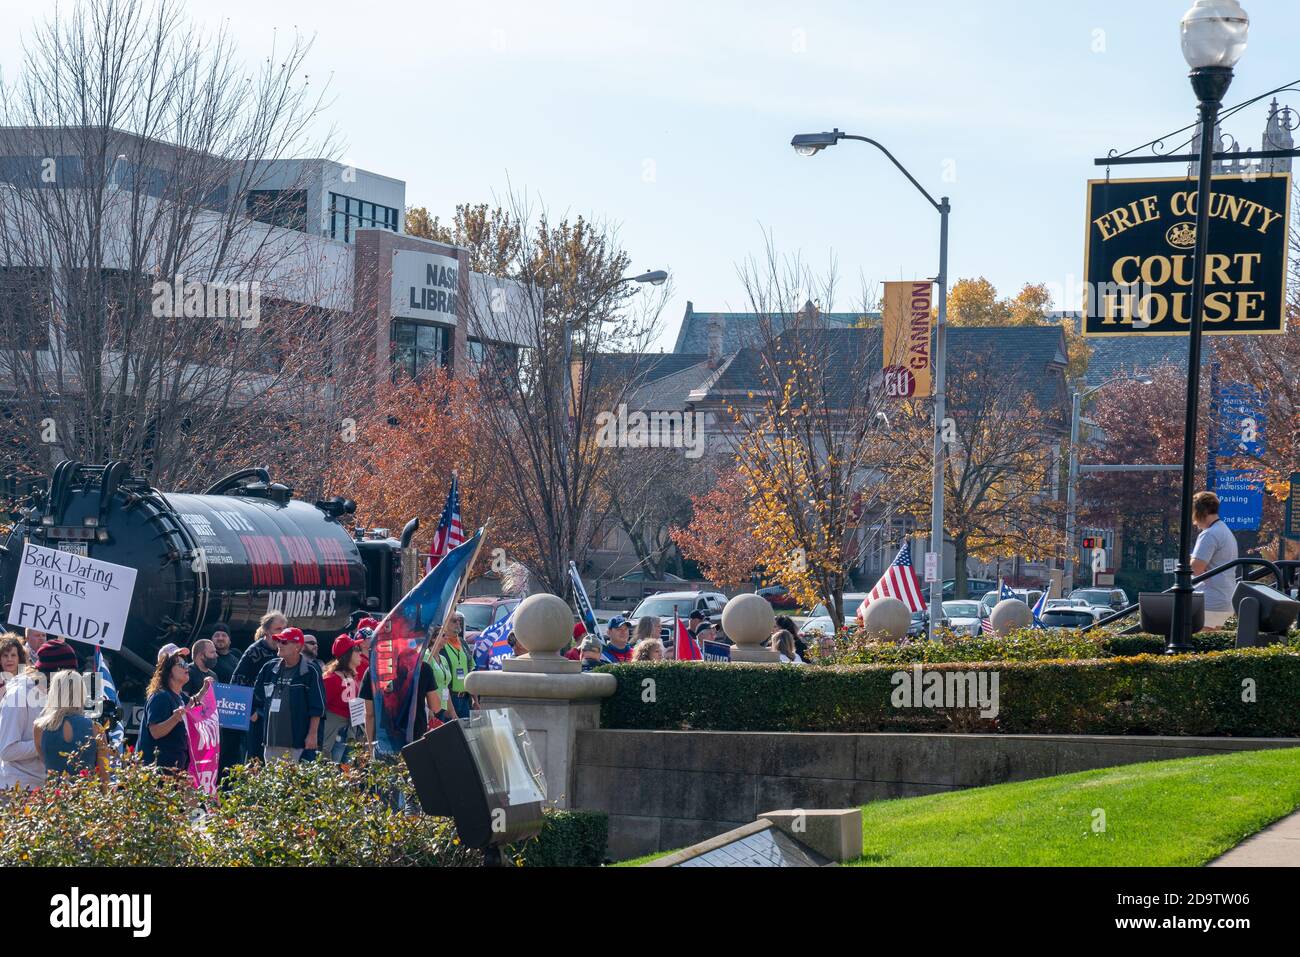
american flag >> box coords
[861,541,927,619]
[427,474,465,572]
[981,580,1016,634]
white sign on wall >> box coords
[6,542,138,649]
[391,249,459,323]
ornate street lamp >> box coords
[1168,0,1249,652]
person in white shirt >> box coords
[1191,490,1240,630]
[770,629,805,665]
[0,640,78,789]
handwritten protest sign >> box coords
[185,683,221,796]
[5,543,137,650]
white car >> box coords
[941,600,983,636]
[1038,605,1110,630]
[798,615,836,638]
[629,590,728,642]
[801,593,870,628]
[979,588,1044,618]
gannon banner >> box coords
[1083,174,1290,336]
[882,280,933,398]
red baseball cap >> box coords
[332,633,363,658]
[273,627,305,645]
[356,617,380,634]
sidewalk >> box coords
[1208,810,1300,866]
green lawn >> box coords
[852,747,1300,866]
[614,747,1300,866]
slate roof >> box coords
[672,301,878,354]
[588,322,1070,426]
[1056,312,1189,387]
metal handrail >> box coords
[1085,557,1287,633]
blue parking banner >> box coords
[214,682,254,730]
[1215,383,1266,458]
[1214,469,1264,531]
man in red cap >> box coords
[250,627,325,764]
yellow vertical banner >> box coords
[882,280,933,398]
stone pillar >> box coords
[722,593,779,663]
[465,593,614,808]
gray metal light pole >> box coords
[790,129,949,639]
[1169,0,1248,652]
[1063,375,1152,594]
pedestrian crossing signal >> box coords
[1081,536,1106,549]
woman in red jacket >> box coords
[322,634,366,762]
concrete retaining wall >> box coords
[572,730,1299,860]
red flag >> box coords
[675,616,702,661]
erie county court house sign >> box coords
[1083,173,1291,336]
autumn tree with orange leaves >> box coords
[332,370,527,577]
[670,469,763,588]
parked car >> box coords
[978,588,1044,618]
[806,593,870,623]
[1068,587,1130,612]
[941,600,984,636]
[1038,606,1109,630]
[941,579,997,602]
[798,615,836,638]
[756,584,800,610]
[456,596,521,640]
[630,590,729,643]
[1045,598,1087,610]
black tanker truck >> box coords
[0,461,417,704]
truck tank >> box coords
[0,462,407,694]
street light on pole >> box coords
[789,128,950,640]
[1063,374,1153,594]
[1168,0,1249,653]
[562,267,670,423]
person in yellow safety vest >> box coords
[425,612,474,720]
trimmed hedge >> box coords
[0,754,607,867]
[516,809,609,867]
[598,646,1300,736]
[811,627,1241,666]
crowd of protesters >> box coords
[0,597,814,794]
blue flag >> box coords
[473,605,517,671]
[371,527,483,752]
[94,648,124,752]
[1031,589,1048,629]
[568,561,598,636]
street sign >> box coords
[1214,468,1264,531]
[1214,382,1266,457]
[1163,558,1177,574]
[1286,472,1300,541]
[923,551,939,583]
[1083,174,1291,337]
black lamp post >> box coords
[1168,0,1250,652]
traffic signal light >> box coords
[1081,537,1107,550]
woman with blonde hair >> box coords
[633,616,660,645]
[631,638,664,662]
[34,669,106,784]
[770,629,804,664]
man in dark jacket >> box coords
[210,623,240,684]
[232,625,281,761]
[251,627,324,763]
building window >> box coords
[392,320,451,378]
[0,267,51,349]
[247,189,308,232]
[329,192,399,243]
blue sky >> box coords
[3,0,1297,350]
